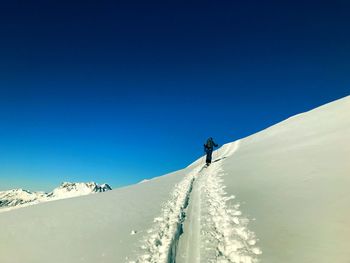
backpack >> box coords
[206,138,213,149]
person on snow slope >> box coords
[204,137,218,165]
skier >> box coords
[204,137,218,165]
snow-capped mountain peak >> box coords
[0,189,47,208]
[0,182,112,212]
[48,182,99,199]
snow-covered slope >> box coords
[0,96,349,263]
[0,170,190,263]
[220,96,350,263]
[0,182,112,212]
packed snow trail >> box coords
[196,162,261,262]
[176,175,203,263]
[130,166,200,263]
[130,141,261,263]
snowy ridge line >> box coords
[203,163,261,263]
[129,166,201,263]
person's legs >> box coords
[206,149,213,164]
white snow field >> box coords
[0,96,349,263]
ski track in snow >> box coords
[129,141,261,263]
[129,166,200,263]
[202,162,261,263]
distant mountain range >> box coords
[0,182,112,212]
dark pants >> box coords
[205,149,213,164]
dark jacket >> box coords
[204,137,218,152]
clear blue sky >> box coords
[0,0,349,191]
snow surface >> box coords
[175,143,261,263]
[0,96,349,263]
[220,96,350,263]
